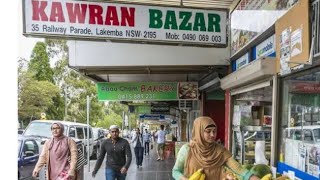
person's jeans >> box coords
[105,168,126,180]
[134,147,144,165]
[144,142,150,155]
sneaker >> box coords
[157,158,160,161]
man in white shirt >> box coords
[154,125,166,161]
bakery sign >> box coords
[97,82,198,101]
[23,0,227,47]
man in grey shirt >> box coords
[92,125,132,180]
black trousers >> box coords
[134,147,144,166]
[144,142,150,154]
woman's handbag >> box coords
[67,145,87,170]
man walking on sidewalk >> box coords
[92,125,132,180]
[143,129,152,156]
[155,125,166,161]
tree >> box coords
[18,79,61,122]
[28,42,54,82]
[95,112,122,129]
[46,39,106,125]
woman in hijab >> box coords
[172,116,260,180]
[32,122,78,180]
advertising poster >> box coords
[307,146,320,177]
[291,28,303,57]
[233,105,241,126]
[280,27,291,75]
[298,142,306,172]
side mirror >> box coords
[41,140,46,145]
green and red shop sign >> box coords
[23,0,227,46]
[97,82,198,101]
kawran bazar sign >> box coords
[23,0,228,47]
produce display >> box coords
[186,165,290,180]
[221,164,291,180]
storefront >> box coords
[221,57,278,166]
[277,65,320,179]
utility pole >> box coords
[64,87,67,121]
[122,111,125,131]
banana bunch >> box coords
[189,168,206,180]
[261,174,272,180]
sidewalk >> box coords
[84,144,175,180]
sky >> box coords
[18,1,43,61]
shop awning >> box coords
[220,58,277,90]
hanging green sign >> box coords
[97,82,198,101]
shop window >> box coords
[279,66,320,177]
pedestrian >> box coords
[142,129,152,156]
[172,116,260,180]
[32,122,79,180]
[131,128,144,168]
[92,125,132,180]
[154,124,166,161]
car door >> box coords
[21,139,39,179]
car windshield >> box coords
[24,122,67,137]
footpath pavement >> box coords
[83,144,175,180]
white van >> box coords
[23,120,94,158]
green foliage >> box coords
[18,78,60,121]
[18,39,137,130]
[96,112,122,129]
[28,42,54,82]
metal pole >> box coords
[122,111,125,131]
[87,96,90,173]
[64,87,67,121]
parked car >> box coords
[91,127,105,159]
[18,135,41,180]
[23,120,95,158]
